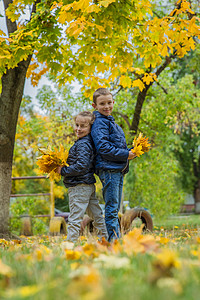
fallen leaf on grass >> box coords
[94,254,130,269]
[0,260,15,277]
[157,278,182,295]
[68,266,103,300]
[64,249,82,260]
[3,284,42,298]
[122,226,159,255]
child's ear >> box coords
[92,103,96,109]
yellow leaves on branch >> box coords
[58,0,115,38]
[2,0,199,96]
[130,79,144,91]
[170,0,195,17]
[119,75,132,89]
[0,29,6,37]
[119,73,157,92]
[142,73,157,85]
[99,0,116,8]
[131,133,151,157]
[36,144,68,181]
[26,61,49,86]
[5,3,21,22]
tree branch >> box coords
[113,112,131,129]
[3,0,39,36]
[3,0,17,35]
[156,81,168,94]
[130,54,177,134]
[155,55,175,77]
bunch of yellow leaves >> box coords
[36,144,68,181]
[131,133,151,157]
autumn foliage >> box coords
[1,0,200,95]
[36,145,68,180]
[131,133,151,157]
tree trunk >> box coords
[194,179,200,214]
[130,87,150,134]
[129,56,173,134]
[0,58,31,237]
[193,151,200,213]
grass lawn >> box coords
[0,215,200,300]
[154,214,200,229]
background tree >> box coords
[0,0,199,236]
[119,72,199,216]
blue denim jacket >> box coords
[91,111,129,173]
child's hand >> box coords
[56,166,62,174]
[128,151,137,160]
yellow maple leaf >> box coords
[85,4,101,13]
[0,259,15,277]
[132,79,145,92]
[132,67,145,75]
[67,266,103,300]
[131,133,151,157]
[119,75,132,88]
[74,0,90,11]
[99,0,116,8]
[6,8,20,22]
[36,144,68,180]
[160,44,169,57]
[65,249,82,260]
[142,73,154,85]
[131,144,144,157]
[3,285,42,298]
[154,248,181,269]
[58,11,74,24]
[0,29,6,36]
[123,226,158,255]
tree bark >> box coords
[130,86,150,134]
[194,155,200,213]
[0,0,36,238]
[0,58,31,237]
[130,56,174,135]
[194,179,200,213]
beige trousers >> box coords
[67,184,108,242]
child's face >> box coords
[74,115,91,139]
[92,94,114,116]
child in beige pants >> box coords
[56,111,107,242]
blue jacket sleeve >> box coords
[61,141,92,177]
[91,121,129,162]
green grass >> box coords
[1,215,200,300]
[154,214,200,229]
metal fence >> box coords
[11,176,55,218]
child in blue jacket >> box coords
[57,111,107,242]
[91,88,136,242]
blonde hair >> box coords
[93,88,113,104]
[74,111,95,125]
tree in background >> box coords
[121,72,199,216]
[0,0,199,236]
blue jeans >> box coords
[98,170,124,242]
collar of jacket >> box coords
[75,134,91,142]
[93,111,115,121]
